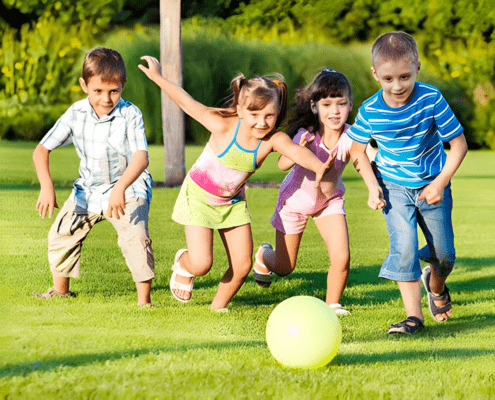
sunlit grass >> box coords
[1,143,494,399]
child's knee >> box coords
[276,263,296,277]
[330,257,350,272]
[188,255,213,276]
[432,252,456,277]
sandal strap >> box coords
[252,268,273,282]
[388,316,424,334]
[170,269,194,292]
[428,286,452,315]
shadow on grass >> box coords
[141,255,495,309]
[454,257,495,271]
[336,345,495,366]
[0,340,264,379]
[230,267,397,307]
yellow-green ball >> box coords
[266,296,342,368]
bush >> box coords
[0,100,68,140]
[104,26,377,145]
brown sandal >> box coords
[32,287,76,298]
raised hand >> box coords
[138,56,163,82]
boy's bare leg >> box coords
[210,224,253,310]
[397,279,424,322]
[427,265,452,321]
[257,230,303,276]
[136,279,152,306]
[173,225,214,301]
[315,214,350,305]
[53,275,70,294]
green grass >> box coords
[1,142,495,399]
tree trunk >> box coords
[160,0,185,186]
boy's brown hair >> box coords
[82,47,126,86]
[371,31,419,67]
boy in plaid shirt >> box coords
[32,47,155,306]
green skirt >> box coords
[172,175,252,229]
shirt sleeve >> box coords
[293,128,310,145]
[338,130,354,160]
[433,92,464,142]
[346,110,372,144]
[126,106,148,153]
[40,108,73,150]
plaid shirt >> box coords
[41,98,153,213]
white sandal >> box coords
[329,303,350,315]
[170,249,194,303]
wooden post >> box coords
[160,0,185,186]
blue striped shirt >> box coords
[347,82,463,188]
[41,98,153,213]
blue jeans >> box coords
[378,179,456,281]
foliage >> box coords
[104,25,378,145]
[1,143,495,398]
[225,0,495,148]
[181,0,243,19]
[0,0,124,139]
[1,0,124,25]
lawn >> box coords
[1,142,494,399]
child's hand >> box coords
[138,56,162,81]
[36,188,59,219]
[299,131,315,148]
[314,148,337,188]
[368,188,386,210]
[418,182,444,205]
[107,188,126,220]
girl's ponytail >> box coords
[230,73,248,109]
[215,73,248,118]
[273,79,288,129]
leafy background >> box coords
[1,0,494,148]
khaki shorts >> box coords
[48,197,154,282]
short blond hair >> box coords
[371,31,419,67]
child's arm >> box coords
[350,141,386,210]
[33,144,59,219]
[271,132,334,187]
[418,133,468,205]
[107,150,149,219]
[139,56,226,134]
[277,131,315,171]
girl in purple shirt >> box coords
[253,68,374,315]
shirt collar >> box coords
[83,98,125,121]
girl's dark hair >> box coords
[215,73,288,130]
[288,68,352,137]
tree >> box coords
[160,0,185,186]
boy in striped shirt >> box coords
[348,32,468,334]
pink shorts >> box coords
[271,196,346,234]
